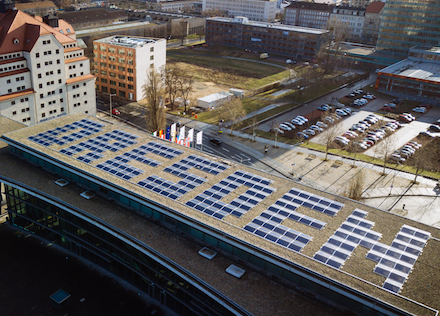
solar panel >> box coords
[96,158,144,180]
[140,142,183,159]
[27,119,104,147]
[186,170,275,219]
[284,188,344,217]
[166,155,229,175]
[366,224,430,293]
[314,210,381,269]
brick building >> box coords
[93,36,166,101]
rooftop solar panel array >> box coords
[285,188,344,216]
[366,225,430,293]
[138,173,207,200]
[185,170,275,219]
[173,155,229,175]
[313,209,381,269]
[27,119,104,147]
[96,156,144,180]
[141,142,184,159]
[243,214,313,252]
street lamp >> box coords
[109,93,116,118]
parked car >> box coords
[279,124,292,131]
[399,114,413,122]
[291,119,305,126]
[310,125,324,133]
[418,131,434,138]
[335,109,349,116]
[389,154,405,163]
[209,138,222,146]
[283,122,296,130]
[270,128,284,135]
[429,124,440,132]
[363,94,374,100]
[384,103,396,108]
[296,115,309,123]
[342,108,352,114]
[324,116,335,124]
[383,106,393,112]
[412,107,427,113]
[316,121,328,128]
[303,129,316,136]
[355,142,368,150]
[408,141,422,149]
[318,104,332,111]
[402,113,416,120]
[112,109,121,115]
[297,132,309,139]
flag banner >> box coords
[184,137,190,147]
[166,127,171,140]
[152,131,157,137]
[170,123,177,143]
[159,130,163,137]
[196,131,203,145]
[188,128,194,142]
[179,126,185,141]
[160,134,165,139]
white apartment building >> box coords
[329,6,365,42]
[202,0,277,22]
[94,36,166,102]
[0,10,96,126]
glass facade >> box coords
[376,0,440,57]
[3,183,246,316]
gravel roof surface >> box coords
[2,113,440,315]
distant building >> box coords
[349,0,377,7]
[15,1,57,16]
[0,9,95,126]
[202,0,277,22]
[93,36,166,101]
[376,0,440,58]
[58,8,128,30]
[206,16,329,60]
[284,1,333,30]
[329,6,365,42]
[362,1,384,45]
[197,92,233,110]
[146,0,196,13]
[376,46,440,105]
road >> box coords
[96,97,270,170]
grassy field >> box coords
[167,50,290,90]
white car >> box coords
[389,154,405,163]
[283,122,296,130]
[324,116,335,123]
[316,121,328,128]
[310,125,324,133]
[412,107,427,113]
[279,124,292,131]
[335,109,348,116]
[291,119,305,126]
[384,103,397,108]
[402,113,416,120]
[304,129,316,136]
[296,115,309,123]
[363,94,374,100]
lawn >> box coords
[167,50,290,90]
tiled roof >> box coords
[65,73,94,84]
[64,56,88,64]
[0,68,29,78]
[366,1,385,14]
[0,9,75,55]
[0,88,33,101]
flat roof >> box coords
[2,113,440,316]
[207,17,329,35]
[198,92,232,102]
[380,59,440,83]
[94,36,162,49]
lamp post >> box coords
[109,93,116,118]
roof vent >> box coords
[13,38,19,45]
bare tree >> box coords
[345,170,365,201]
[178,74,195,113]
[222,97,246,134]
[251,116,259,142]
[408,144,435,183]
[142,68,166,132]
[321,119,343,160]
[374,134,397,174]
[271,119,280,148]
[163,64,180,110]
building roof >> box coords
[15,1,57,10]
[54,19,76,36]
[58,8,127,25]
[0,9,75,55]
[286,1,334,11]
[65,73,94,84]
[366,1,385,14]
[380,59,440,83]
[94,35,160,49]
[208,17,329,35]
[0,88,33,101]
[2,112,440,316]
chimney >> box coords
[43,14,59,28]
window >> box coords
[44,61,52,66]
[127,59,133,65]
[100,54,107,59]
[119,82,125,88]
[118,74,125,80]
[127,50,133,57]
[12,111,16,115]
[60,107,64,112]
[110,80,116,85]
[118,49,125,55]
[57,59,60,64]
[128,76,133,82]
[42,113,45,118]
[59,88,63,93]
[40,93,43,98]
[128,84,134,90]
[110,88,116,94]
[6,79,10,83]
[101,78,108,83]
[127,68,134,73]
[150,55,154,60]
[150,63,154,68]
[100,45,106,51]
[36,53,40,58]
[118,66,125,71]
[56,49,59,54]
[118,57,125,63]
[38,73,42,78]
[58,79,62,84]
[150,47,154,52]
[60,98,64,103]
[102,86,108,93]
[119,91,125,98]
[11,101,15,105]
[39,84,43,88]
[100,70,107,75]
[41,103,44,108]
[7,89,12,93]
[108,47,115,53]
[109,72,116,78]
[109,56,116,62]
